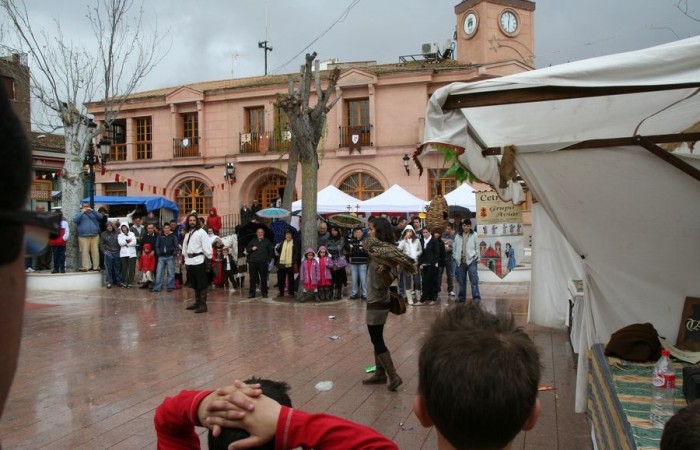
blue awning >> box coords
[81,196,179,215]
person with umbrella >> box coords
[246,226,274,299]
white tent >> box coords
[360,184,429,213]
[291,185,361,214]
[444,183,477,211]
[421,37,700,412]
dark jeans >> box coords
[104,252,121,285]
[121,257,136,285]
[331,269,346,289]
[186,262,208,292]
[421,264,439,301]
[248,260,269,296]
[51,246,66,272]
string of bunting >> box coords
[34,168,233,200]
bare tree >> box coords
[675,0,700,21]
[1,0,168,270]
[277,52,340,250]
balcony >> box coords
[173,136,200,158]
[240,131,292,154]
[338,125,372,148]
[109,143,126,161]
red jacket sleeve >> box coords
[154,390,213,450]
[275,406,398,450]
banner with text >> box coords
[475,190,523,279]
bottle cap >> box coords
[661,349,671,356]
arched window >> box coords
[176,179,212,216]
[339,172,383,200]
[428,168,457,198]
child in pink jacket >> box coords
[299,248,319,302]
[316,246,333,301]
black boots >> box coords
[185,290,200,310]
[377,351,403,391]
[334,287,342,300]
[362,353,388,385]
[194,289,208,313]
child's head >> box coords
[304,248,315,259]
[414,304,541,450]
[222,247,229,255]
[317,246,328,256]
[143,243,152,253]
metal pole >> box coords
[89,144,95,209]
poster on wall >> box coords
[475,190,523,279]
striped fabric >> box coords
[588,344,686,450]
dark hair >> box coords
[372,217,395,244]
[329,226,341,237]
[208,378,292,450]
[661,399,700,450]
[418,304,540,449]
[187,213,201,231]
[0,87,31,264]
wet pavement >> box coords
[1,281,591,449]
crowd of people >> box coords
[3,87,699,450]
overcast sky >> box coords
[4,0,700,93]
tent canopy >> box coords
[360,184,429,213]
[421,36,700,411]
[444,183,476,210]
[291,185,361,214]
[82,196,179,215]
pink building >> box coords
[87,0,535,226]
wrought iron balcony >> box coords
[240,131,292,154]
[173,136,200,158]
[338,125,372,148]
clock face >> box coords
[499,10,518,35]
[463,12,478,37]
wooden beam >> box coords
[443,83,700,110]
[634,135,700,183]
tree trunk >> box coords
[281,142,299,214]
[299,158,318,252]
[62,129,86,271]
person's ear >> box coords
[413,395,433,427]
[521,398,541,431]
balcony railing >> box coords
[173,136,200,158]
[109,143,126,161]
[338,125,372,148]
[240,131,292,154]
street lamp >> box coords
[83,137,111,209]
[402,154,411,175]
[224,162,236,184]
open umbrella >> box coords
[256,207,291,219]
[327,213,364,228]
[237,221,274,254]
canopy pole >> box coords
[634,135,700,183]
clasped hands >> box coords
[196,379,282,450]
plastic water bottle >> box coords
[650,349,675,429]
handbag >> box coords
[333,255,348,270]
[389,290,407,315]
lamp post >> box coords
[402,154,410,175]
[224,162,236,235]
[83,138,111,209]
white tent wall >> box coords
[444,183,477,210]
[421,37,700,413]
[527,203,583,329]
[360,184,429,213]
[291,185,361,213]
[520,150,700,411]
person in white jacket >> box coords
[397,224,422,305]
[117,224,137,288]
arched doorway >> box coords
[254,174,293,208]
[175,178,213,216]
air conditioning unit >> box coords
[421,42,438,55]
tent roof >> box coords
[421,37,700,412]
[83,196,179,214]
[291,185,361,214]
[444,183,476,210]
[360,184,429,213]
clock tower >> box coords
[455,0,535,68]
